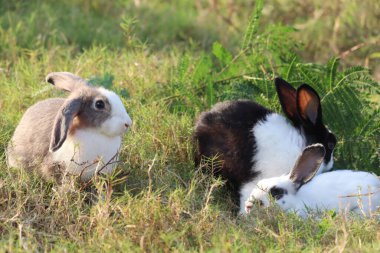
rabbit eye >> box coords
[95,100,105,110]
[269,187,287,200]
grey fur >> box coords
[46,72,88,92]
[50,98,82,152]
[7,72,114,181]
[7,98,65,173]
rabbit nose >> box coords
[125,123,130,128]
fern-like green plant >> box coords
[241,0,264,51]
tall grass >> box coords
[0,0,379,251]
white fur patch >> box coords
[239,113,306,213]
[98,87,132,137]
[52,128,122,181]
[322,151,334,172]
[291,170,380,217]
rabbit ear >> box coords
[46,72,88,92]
[296,84,322,125]
[275,78,299,125]
[49,98,82,152]
[289,144,326,189]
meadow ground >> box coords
[0,0,379,252]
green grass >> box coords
[0,0,379,252]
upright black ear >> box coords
[289,144,326,190]
[275,77,298,125]
[296,84,322,126]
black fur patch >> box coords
[194,100,272,191]
[269,186,288,200]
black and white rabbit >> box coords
[7,72,132,182]
[245,144,380,217]
[194,78,337,213]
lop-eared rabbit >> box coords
[194,78,337,213]
[245,144,380,217]
[7,72,132,182]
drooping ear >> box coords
[46,72,88,92]
[49,99,82,152]
[296,84,322,125]
[274,77,298,125]
[289,144,325,189]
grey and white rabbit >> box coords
[7,72,132,181]
[194,78,337,213]
[245,144,380,217]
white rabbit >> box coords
[7,72,132,182]
[194,78,337,213]
[245,144,380,217]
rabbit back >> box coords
[296,170,380,216]
[7,98,65,169]
[194,100,271,188]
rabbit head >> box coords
[275,78,336,172]
[246,144,325,212]
[46,72,132,152]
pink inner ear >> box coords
[290,144,325,185]
[298,89,319,124]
